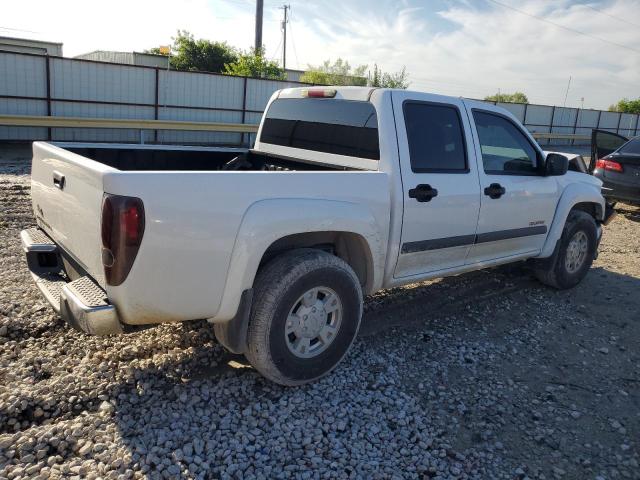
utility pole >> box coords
[255,0,263,53]
[281,5,290,69]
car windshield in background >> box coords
[619,138,640,155]
[260,98,380,160]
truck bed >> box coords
[29,141,389,328]
[57,143,352,172]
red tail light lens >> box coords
[101,194,145,286]
[595,158,623,173]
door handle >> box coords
[408,184,438,202]
[484,183,505,199]
[53,171,65,190]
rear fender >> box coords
[538,182,605,258]
[213,198,385,322]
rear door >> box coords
[590,129,628,172]
[392,91,481,278]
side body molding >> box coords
[537,182,605,258]
[213,198,388,322]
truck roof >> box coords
[277,86,466,104]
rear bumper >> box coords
[599,178,640,205]
[21,228,124,335]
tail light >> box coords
[101,194,145,286]
[595,158,623,173]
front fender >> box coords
[212,198,386,321]
[538,181,605,258]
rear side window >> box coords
[260,98,379,160]
[403,102,468,172]
[619,138,640,155]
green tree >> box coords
[368,64,409,89]
[484,91,529,104]
[608,98,640,114]
[299,58,367,86]
[147,30,238,73]
[223,48,285,80]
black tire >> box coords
[245,248,363,386]
[534,210,598,289]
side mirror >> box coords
[545,153,569,176]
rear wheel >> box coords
[534,210,597,289]
[245,249,363,386]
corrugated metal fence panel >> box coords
[245,79,299,111]
[549,107,578,146]
[158,70,244,110]
[618,113,637,137]
[157,107,243,145]
[0,52,47,97]
[496,102,526,122]
[574,109,600,139]
[524,105,553,132]
[50,57,155,104]
[0,98,48,140]
[598,111,621,131]
[51,102,154,142]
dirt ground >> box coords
[0,143,638,479]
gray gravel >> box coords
[1,143,639,479]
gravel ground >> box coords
[0,143,639,480]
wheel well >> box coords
[572,202,603,221]
[260,232,374,293]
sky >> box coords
[2,0,639,110]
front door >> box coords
[465,102,559,263]
[392,91,481,278]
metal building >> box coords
[74,51,169,68]
[0,36,63,56]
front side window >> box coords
[403,102,467,172]
[473,111,539,175]
[260,98,379,160]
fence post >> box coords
[616,112,622,136]
[572,108,580,146]
[241,76,248,147]
[154,68,159,143]
[45,55,52,140]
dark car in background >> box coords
[591,130,640,205]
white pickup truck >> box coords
[22,86,613,385]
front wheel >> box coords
[534,210,598,289]
[245,249,363,386]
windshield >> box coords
[618,137,640,155]
[260,98,380,160]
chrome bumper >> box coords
[21,228,123,335]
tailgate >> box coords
[30,142,114,287]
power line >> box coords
[582,3,640,29]
[485,0,640,55]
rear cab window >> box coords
[259,98,380,160]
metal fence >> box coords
[490,101,639,147]
[1,50,639,147]
[0,50,310,146]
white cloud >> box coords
[3,0,639,109]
